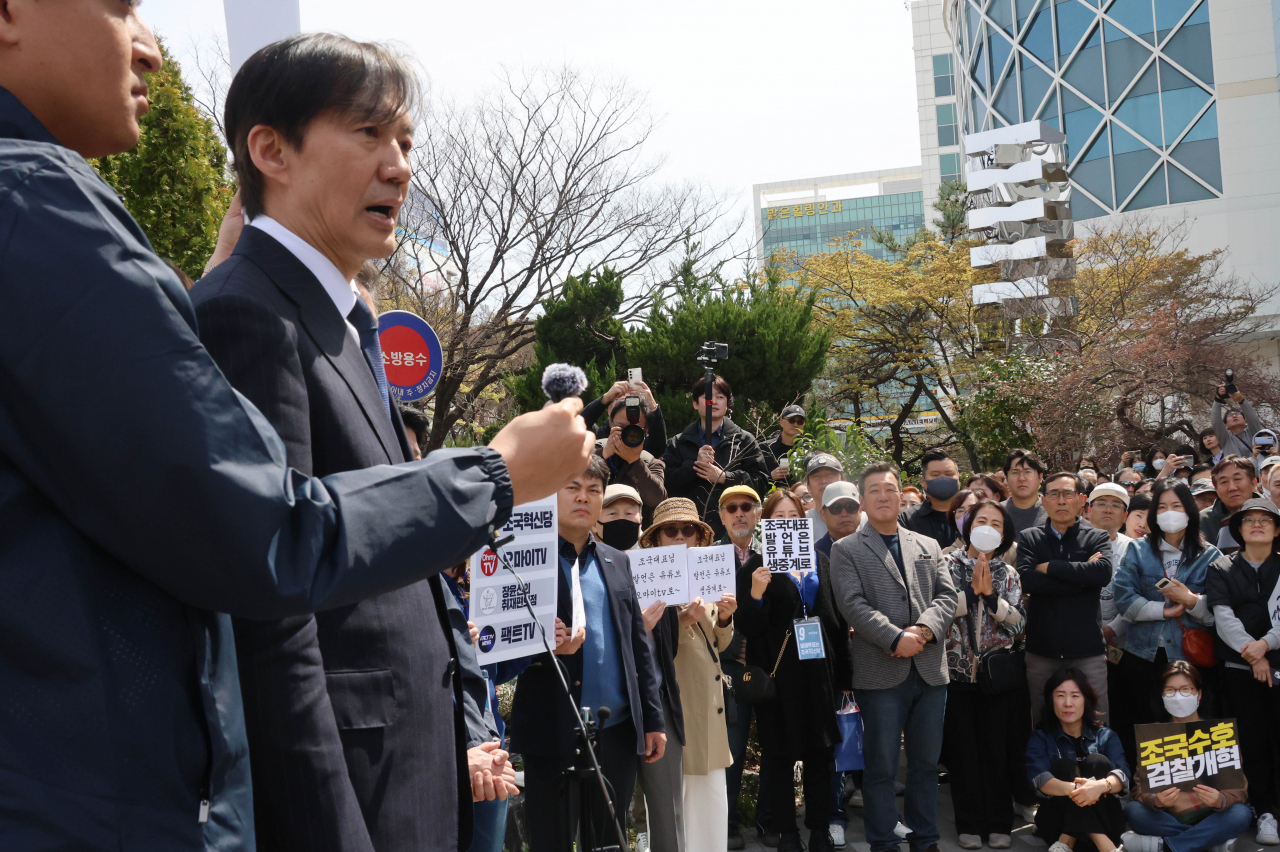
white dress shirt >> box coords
[249,215,361,346]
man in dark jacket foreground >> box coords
[0,9,591,850]
[509,456,666,852]
[1016,471,1113,725]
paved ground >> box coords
[738,755,1269,852]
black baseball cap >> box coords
[781,405,806,420]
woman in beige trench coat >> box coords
[640,498,738,851]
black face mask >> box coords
[601,519,641,551]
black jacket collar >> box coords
[677,417,743,445]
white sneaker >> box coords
[894,822,912,839]
[829,824,847,848]
[1259,813,1280,845]
[1014,802,1039,823]
[958,833,983,849]
[1049,842,1074,852]
[1209,841,1235,852]
[634,831,649,852]
[1121,831,1162,852]
[847,788,864,807]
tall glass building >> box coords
[912,0,1280,334]
[753,167,926,264]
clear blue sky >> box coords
[140,0,921,222]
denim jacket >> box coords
[1113,537,1221,663]
[1026,721,1129,794]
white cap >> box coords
[821,481,861,509]
[1087,482,1130,508]
[1261,455,1280,471]
[601,484,642,508]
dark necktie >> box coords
[346,297,392,419]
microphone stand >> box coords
[488,531,626,852]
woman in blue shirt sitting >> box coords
[1026,667,1129,852]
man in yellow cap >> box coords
[716,484,764,847]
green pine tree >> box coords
[92,39,232,281]
[626,253,833,430]
[933,179,969,244]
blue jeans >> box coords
[469,796,509,852]
[1123,801,1253,852]
[859,668,947,852]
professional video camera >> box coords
[696,342,728,447]
[1216,368,1237,403]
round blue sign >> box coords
[377,310,443,401]
[477,625,496,654]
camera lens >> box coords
[620,425,646,448]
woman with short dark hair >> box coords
[1025,669,1129,852]
[942,499,1025,850]
[1121,662,1252,852]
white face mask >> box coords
[1163,692,1200,718]
[1156,510,1189,533]
[1152,458,1166,471]
[970,525,1003,554]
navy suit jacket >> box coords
[508,538,665,758]
[190,227,491,852]
[0,88,512,852]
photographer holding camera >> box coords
[583,376,668,460]
[1211,370,1266,460]
[595,394,668,526]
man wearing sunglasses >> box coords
[816,481,862,558]
[715,485,764,848]
[765,405,808,484]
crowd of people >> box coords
[4,7,1280,852]
[459,369,1280,852]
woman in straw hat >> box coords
[632,497,738,852]
[737,489,850,852]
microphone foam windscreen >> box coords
[542,364,588,403]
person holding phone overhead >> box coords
[1206,498,1280,845]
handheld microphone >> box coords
[542,364,588,404]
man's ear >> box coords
[0,0,23,45]
[246,124,290,187]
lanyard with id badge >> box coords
[791,572,825,660]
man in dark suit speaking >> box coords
[0,6,592,851]
[189,34,515,852]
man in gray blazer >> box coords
[830,461,958,852]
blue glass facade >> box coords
[956,0,1222,217]
[760,192,926,262]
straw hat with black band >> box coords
[640,498,716,548]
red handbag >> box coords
[1180,616,1217,668]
